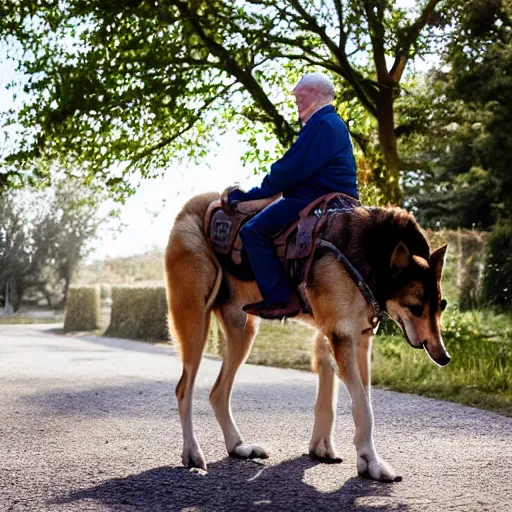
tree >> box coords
[1,0,449,202]
[400,0,512,228]
[0,195,32,312]
[0,180,105,311]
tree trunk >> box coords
[4,280,14,316]
[12,277,22,313]
[60,277,71,310]
[41,286,53,308]
[376,88,402,204]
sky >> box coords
[92,136,263,260]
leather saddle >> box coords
[204,192,360,309]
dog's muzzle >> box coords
[422,340,451,367]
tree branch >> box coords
[133,83,236,162]
[172,0,295,144]
[218,0,380,122]
[363,0,391,85]
[389,0,444,84]
[286,0,340,55]
[332,0,347,49]
[247,0,305,26]
[272,35,327,59]
[395,122,423,138]
[349,129,369,154]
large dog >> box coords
[165,192,450,482]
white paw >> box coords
[357,453,401,482]
[182,444,207,470]
[230,442,269,460]
[309,437,342,463]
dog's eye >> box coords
[440,299,447,311]
[408,305,424,317]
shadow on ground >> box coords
[23,380,177,418]
[51,456,408,512]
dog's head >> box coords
[385,241,450,366]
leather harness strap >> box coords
[315,238,382,325]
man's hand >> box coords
[220,184,242,215]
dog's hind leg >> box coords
[331,331,400,482]
[210,306,268,460]
[173,305,211,470]
[309,331,342,463]
[166,238,221,471]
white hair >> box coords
[294,73,335,99]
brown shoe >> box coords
[243,292,302,320]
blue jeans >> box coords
[239,197,310,303]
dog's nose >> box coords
[423,341,451,366]
[436,353,451,367]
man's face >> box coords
[293,84,320,123]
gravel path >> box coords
[1,324,511,512]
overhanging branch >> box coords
[133,83,236,162]
[172,0,295,144]
[332,0,347,49]
[363,0,390,85]
[389,0,444,84]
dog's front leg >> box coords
[331,331,400,482]
[309,332,342,463]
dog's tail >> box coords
[205,255,223,312]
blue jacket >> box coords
[232,105,358,203]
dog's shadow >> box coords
[51,456,409,511]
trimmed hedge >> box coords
[105,286,169,341]
[64,286,101,333]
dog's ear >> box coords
[429,244,448,282]
[390,241,410,272]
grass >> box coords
[208,307,512,417]
[246,321,316,371]
[372,308,512,416]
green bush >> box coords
[63,286,100,332]
[483,222,512,310]
[105,286,168,341]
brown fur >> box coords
[165,193,449,480]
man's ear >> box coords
[430,244,448,282]
[390,241,410,272]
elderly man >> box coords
[224,72,358,319]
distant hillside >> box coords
[75,249,165,286]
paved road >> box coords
[1,324,511,512]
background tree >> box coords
[0,179,106,312]
[0,195,31,312]
[391,0,512,309]
[400,0,512,228]
[1,0,450,202]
